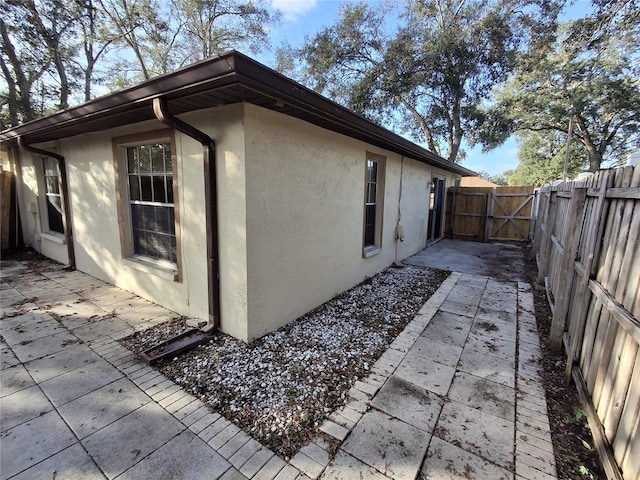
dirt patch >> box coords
[121,264,449,459]
[524,247,605,479]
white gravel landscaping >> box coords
[121,264,448,458]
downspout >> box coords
[16,136,76,270]
[152,97,220,333]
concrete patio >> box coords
[0,242,557,480]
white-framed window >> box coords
[363,153,385,256]
[41,156,64,234]
[125,142,176,263]
[113,130,180,276]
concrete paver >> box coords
[1,241,557,480]
[0,410,77,478]
[115,430,230,480]
[421,436,514,480]
[82,401,185,478]
[393,354,456,396]
[10,443,106,480]
[436,400,514,470]
[39,360,124,407]
[322,450,389,480]
[457,347,516,388]
[9,330,79,363]
[447,371,515,422]
[0,384,54,431]
[342,409,431,480]
[23,343,103,383]
[58,377,152,439]
[0,364,34,397]
[370,376,442,433]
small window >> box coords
[364,160,378,247]
[125,142,176,264]
[42,157,64,234]
[363,153,385,255]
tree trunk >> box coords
[587,148,602,172]
[0,57,19,127]
[0,19,36,122]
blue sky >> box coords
[262,0,594,176]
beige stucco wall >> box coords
[10,102,459,343]
[179,106,250,341]
[242,104,459,341]
[11,105,248,332]
[12,145,70,265]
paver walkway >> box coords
[1,250,557,480]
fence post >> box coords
[536,189,558,286]
[549,187,587,350]
[529,189,538,244]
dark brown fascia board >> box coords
[0,51,476,177]
[0,52,239,144]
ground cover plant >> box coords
[122,264,448,458]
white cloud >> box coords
[271,0,318,21]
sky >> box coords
[260,0,594,176]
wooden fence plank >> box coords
[549,188,587,350]
[537,191,558,285]
[602,337,638,442]
[580,297,604,390]
[613,352,640,478]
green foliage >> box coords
[290,0,559,163]
[507,130,587,186]
[477,170,511,185]
[1,0,280,126]
[488,171,511,186]
[483,0,640,171]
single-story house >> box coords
[0,51,475,343]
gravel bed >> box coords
[121,264,448,458]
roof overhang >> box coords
[0,51,476,177]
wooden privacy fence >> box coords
[532,165,640,480]
[445,186,534,243]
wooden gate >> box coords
[445,186,535,243]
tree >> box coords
[172,0,277,60]
[1,14,43,124]
[76,0,120,101]
[289,0,559,163]
[98,0,170,81]
[8,0,84,110]
[0,0,280,126]
[1,0,81,123]
[477,170,512,185]
[483,0,640,171]
[507,130,587,186]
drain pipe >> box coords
[16,136,76,270]
[152,97,220,333]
